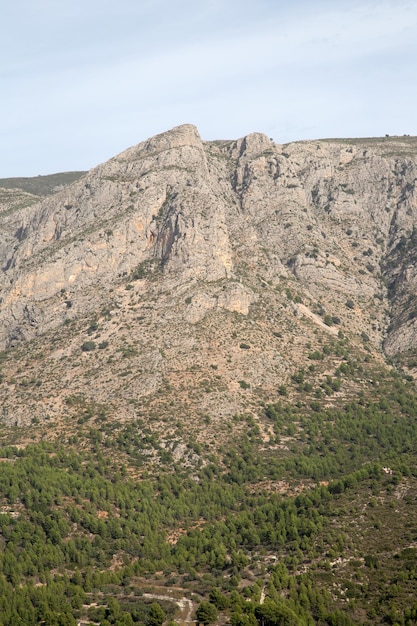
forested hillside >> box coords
[1,127,417,624]
[1,353,417,625]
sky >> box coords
[1,0,417,177]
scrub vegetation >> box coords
[0,364,417,625]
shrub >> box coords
[81,341,96,352]
[87,320,98,334]
[291,370,305,384]
[131,263,146,280]
[308,351,323,361]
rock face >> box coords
[1,125,417,426]
[0,126,233,342]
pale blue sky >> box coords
[1,0,416,176]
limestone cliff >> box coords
[1,125,417,427]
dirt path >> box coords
[143,592,195,624]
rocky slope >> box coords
[1,125,417,431]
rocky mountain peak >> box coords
[235,131,274,158]
[143,123,203,152]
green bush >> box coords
[81,341,96,352]
[308,351,323,361]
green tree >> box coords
[255,599,302,626]
[196,602,218,626]
[209,588,230,610]
[147,602,166,626]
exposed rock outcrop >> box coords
[1,126,417,426]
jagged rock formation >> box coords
[1,125,417,427]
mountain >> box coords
[1,125,417,429]
[1,126,417,625]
